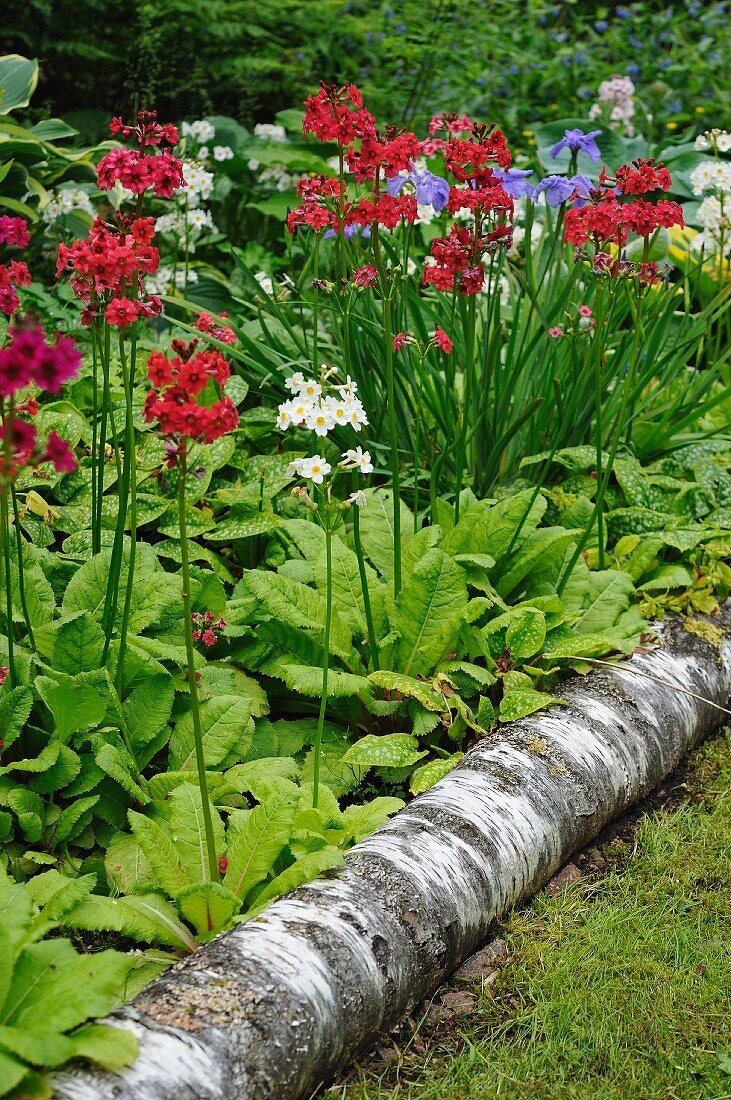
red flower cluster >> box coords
[431,326,453,354]
[143,341,239,444]
[195,311,236,345]
[0,420,76,480]
[346,193,418,229]
[444,127,512,183]
[0,217,30,249]
[346,129,421,183]
[0,320,81,397]
[191,610,226,647]
[353,264,378,287]
[0,259,31,317]
[564,160,683,253]
[422,226,486,295]
[564,195,683,248]
[613,159,672,196]
[56,216,161,325]
[446,181,513,216]
[302,83,375,145]
[97,111,184,198]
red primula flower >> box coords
[302,83,376,146]
[0,216,30,249]
[97,111,185,199]
[614,159,673,196]
[353,264,378,287]
[143,341,239,446]
[432,326,453,353]
[105,297,139,327]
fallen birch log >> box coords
[54,612,731,1100]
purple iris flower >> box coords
[490,167,535,199]
[534,174,592,207]
[386,164,451,211]
[549,128,603,162]
[323,222,371,240]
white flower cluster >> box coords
[144,266,199,296]
[245,161,299,191]
[690,161,731,196]
[695,130,731,153]
[177,160,215,207]
[182,119,215,144]
[589,74,636,137]
[155,207,217,253]
[254,271,274,295]
[689,196,731,259]
[42,186,94,224]
[199,145,235,162]
[254,123,288,143]
[277,374,368,436]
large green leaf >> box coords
[0,56,39,114]
[0,687,33,750]
[356,489,414,577]
[169,695,254,771]
[127,811,190,898]
[51,613,106,675]
[167,783,225,883]
[223,786,298,900]
[313,535,382,636]
[176,882,240,938]
[392,549,467,677]
[342,733,427,768]
[244,569,354,661]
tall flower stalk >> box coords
[143,337,238,880]
[277,367,374,807]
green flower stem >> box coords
[559,283,646,595]
[312,521,333,809]
[453,291,477,524]
[178,445,219,882]
[0,402,15,685]
[351,473,379,671]
[312,231,321,373]
[590,283,611,569]
[372,218,402,596]
[115,328,138,695]
[90,324,100,554]
[10,487,34,650]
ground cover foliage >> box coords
[340,732,731,1100]
[0,18,729,1095]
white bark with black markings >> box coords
[54,612,731,1100]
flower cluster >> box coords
[563,161,684,256]
[42,186,95,225]
[97,111,185,198]
[0,320,81,396]
[0,217,31,317]
[191,610,226,647]
[254,122,288,143]
[695,129,731,154]
[690,161,731,197]
[423,223,510,295]
[548,303,596,339]
[143,340,239,445]
[302,83,375,146]
[182,119,215,144]
[589,74,636,136]
[0,419,76,480]
[56,216,161,326]
[195,311,236,345]
[277,371,368,435]
[393,326,453,354]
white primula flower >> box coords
[288,398,312,423]
[299,379,322,400]
[254,271,274,295]
[347,490,367,507]
[717,132,731,153]
[341,447,374,474]
[277,401,296,429]
[287,457,305,476]
[254,123,288,143]
[285,372,305,393]
[305,407,336,437]
[182,120,215,143]
[247,158,260,171]
[198,145,209,159]
[695,134,711,151]
[300,456,331,484]
[324,396,349,426]
[213,145,234,161]
[175,269,198,287]
[345,399,368,431]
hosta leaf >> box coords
[223,788,298,900]
[169,695,254,771]
[392,549,467,677]
[368,670,446,711]
[168,783,225,883]
[176,882,240,938]
[410,754,464,795]
[342,733,427,768]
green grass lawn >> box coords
[339,732,731,1100]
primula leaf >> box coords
[67,1023,138,1072]
[51,613,106,675]
[168,695,254,771]
[278,663,372,699]
[243,569,354,661]
[223,787,298,900]
[246,846,344,915]
[313,535,381,636]
[176,882,241,938]
[168,783,226,883]
[124,674,175,753]
[0,687,33,750]
[127,811,190,898]
[63,892,198,952]
[104,831,155,895]
[339,796,405,844]
[95,743,151,805]
[356,489,414,577]
[392,549,467,677]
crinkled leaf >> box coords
[342,733,427,768]
[392,549,467,677]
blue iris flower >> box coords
[386,165,451,211]
[323,222,371,240]
[491,167,535,199]
[534,174,593,208]
[626,63,640,77]
[594,19,608,31]
[549,128,603,162]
